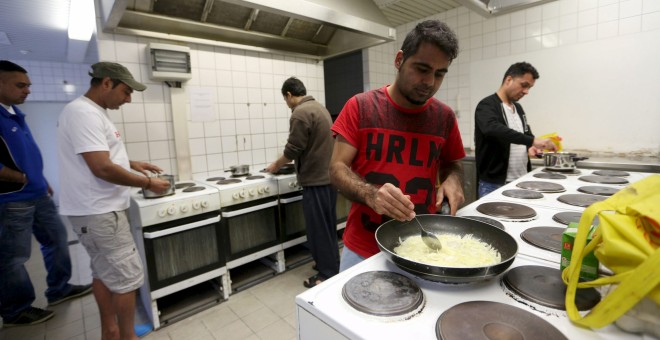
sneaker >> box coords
[48,284,93,306]
[3,307,54,327]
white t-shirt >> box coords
[503,103,527,182]
[57,96,131,215]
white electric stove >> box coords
[296,252,652,340]
[296,167,658,339]
[128,179,221,227]
[199,172,279,207]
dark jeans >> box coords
[478,180,503,199]
[0,195,73,320]
[303,185,338,279]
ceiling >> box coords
[0,0,461,64]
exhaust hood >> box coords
[456,0,558,17]
[102,0,396,60]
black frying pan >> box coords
[375,215,518,283]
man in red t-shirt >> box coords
[330,20,466,271]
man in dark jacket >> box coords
[265,77,337,288]
[474,62,556,198]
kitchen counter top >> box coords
[464,148,660,173]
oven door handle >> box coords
[221,200,278,218]
[143,216,221,239]
[279,196,303,204]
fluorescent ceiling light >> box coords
[68,0,96,41]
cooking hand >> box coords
[528,146,543,158]
[264,162,280,173]
[436,175,464,216]
[148,177,171,194]
[532,138,557,152]
[368,183,415,222]
[130,161,163,176]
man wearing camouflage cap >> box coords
[57,62,169,339]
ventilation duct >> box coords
[456,0,558,17]
[101,0,396,60]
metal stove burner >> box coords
[175,182,196,189]
[460,216,505,230]
[206,176,226,181]
[579,175,629,185]
[476,202,537,220]
[182,186,206,192]
[577,186,619,196]
[516,181,566,193]
[231,173,251,178]
[542,168,581,175]
[216,179,242,185]
[502,189,544,199]
[533,172,567,180]
[436,301,568,340]
[520,227,564,253]
[552,211,582,226]
[593,169,630,177]
[246,175,265,180]
[502,266,600,311]
[557,194,606,207]
[342,271,424,317]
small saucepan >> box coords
[142,174,175,198]
[543,152,588,171]
[225,164,250,176]
[376,215,518,283]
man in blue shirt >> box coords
[0,60,91,327]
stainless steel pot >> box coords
[142,174,175,198]
[225,164,250,176]
[543,152,588,171]
[375,215,518,283]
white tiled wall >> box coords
[12,61,90,101]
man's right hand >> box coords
[148,178,171,194]
[533,138,557,152]
[368,183,415,222]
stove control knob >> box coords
[249,188,257,196]
[239,190,248,198]
[167,206,176,215]
[264,186,270,193]
[201,200,209,208]
[258,187,265,194]
[180,205,189,213]
[232,192,240,200]
[158,208,167,217]
[288,182,296,188]
[192,201,201,210]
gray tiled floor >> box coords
[0,237,316,340]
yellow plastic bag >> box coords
[539,132,563,152]
[561,174,660,329]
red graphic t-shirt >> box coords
[331,86,466,258]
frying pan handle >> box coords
[439,199,450,215]
[572,156,589,162]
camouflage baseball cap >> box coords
[89,62,147,91]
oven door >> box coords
[142,211,224,291]
[220,197,280,261]
[279,192,305,242]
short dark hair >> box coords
[0,60,27,73]
[400,20,459,64]
[502,62,539,83]
[281,77,306,97]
